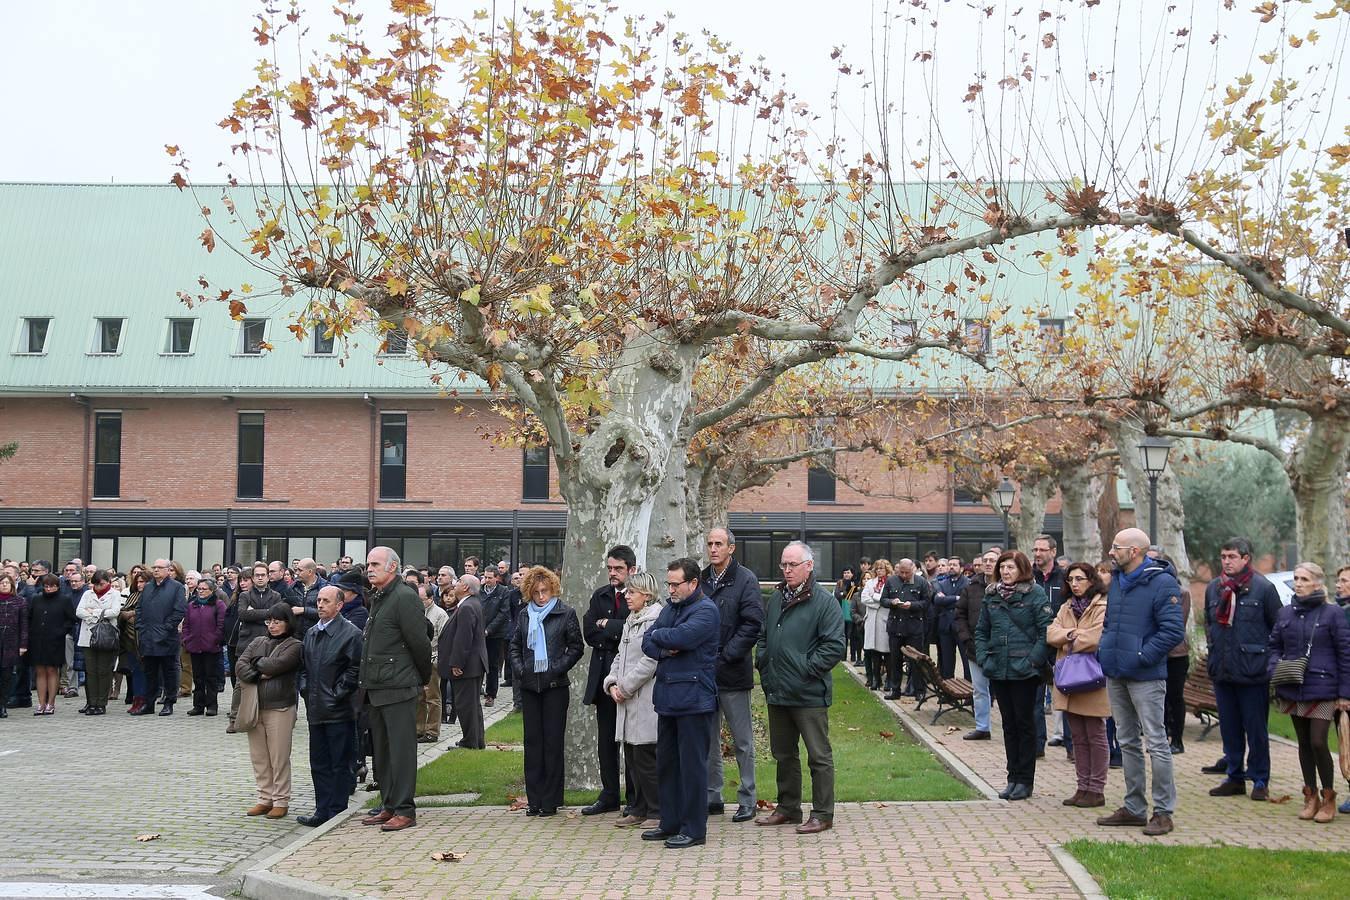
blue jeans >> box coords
[967,658,992,732]
[1214,681,1271,786]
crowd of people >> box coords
[833,529,1350,833]
[2,525,1347,839]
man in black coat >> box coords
[580,544,637,815]
[880,558,932,700]
[136,560,187,715]
[478,567,510,707]
[700,528,763,823]
[439,583,489,749]
[1033,535,1068,752]
[297,586,363,826]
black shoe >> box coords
[1209,780,1246,797]
[665,834,704,849]
[1035,749,1046,759]
[1169,743,1184,755]
[581,800,620,816]
[205,707,218,717]
[1200,759,1227,774]
[186,707,205,717]
[641,828,675,841]
[0,709,7,718]
[963,730,991,741]
[537,808,557,817]
[158,704,174,717]
[1008,783,1032,801]
[885,692,902,701]
[1108,755,1122,769]
[296,814,325,827]
[998,783,1015,800]
[707,802,725,815]
[525,807,541,817]
[1047,736,1064,747]
[78,706,89,714]
[731,806,755,823]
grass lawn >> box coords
[1266,706,1340,752]
[1064,841,1350,899]
[415,665,975,805]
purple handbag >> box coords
[1054,650,1106,694]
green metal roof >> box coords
[0,182,471,397]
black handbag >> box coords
[1271,606,1326,687]
[90,617,120,652]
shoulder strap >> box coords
[1304,604,1328,656]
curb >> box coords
[843,664,1003,801]
[1047,843,1108,900]
[243,869,373,900]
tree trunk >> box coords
[1060,462,1105,563]
[1106,421,1192,578]
[1285,415,1350,573]
[645,441,691,565]
[1013,473,1053,552]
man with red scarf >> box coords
[1203,537,1283,801]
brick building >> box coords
[0,184,1061,575]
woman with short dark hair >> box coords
[235,603,303,819]
[975,550,1052,800]
[1047,562,1110,807]
[27,574,77,715]
[75,569,123,716]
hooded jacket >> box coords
[1097,558,1185,682]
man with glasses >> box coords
[227,563,284,732]
[579,545,638,817]
[1096,528,1185,836]
[640,557,720,849]
[268,561,300,606]
[754,542,846,835]
[135,560,188,716]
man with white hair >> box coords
[358,547,432,832]
[754,542,846,835]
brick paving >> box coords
[270,667,1350,899]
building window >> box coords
[312,328,335,355]
[1038,317,1065,352]
[93,317,126,354]
[19,317,51,354]
[379,413,408,500]
[892,319,919,343]
[807,464,837,503]
[381,327,409,356]
[522,447,550,501]
[953,486,981,505]
[237,413,264,498]
[93,412,122,498]
[240,319,268,355]
[963,318,991,354]
[165,318,196,355]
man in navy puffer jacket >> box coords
[1096,528,1185,837]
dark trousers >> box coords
[991,677,1040,786]
[657,711,716,841]
[1164,655,1189,749]
[451,675,485,748]
[623,742,660,820]
[1034,683,1048,751]
[766,703,835,821]
[142,653,179,706]
[521,685,569,811]
[592,691,622,806]
[309,719,357,820]
[1214,680,1271,785]
[484,639,503,700]
[8,656,30,706]
[190,651,222,711]
[888,635,926,696]
[368,696,419,817]
[83,648,117,710]
[864,649,884,689]
[0,663,14,711]
[936,627,958,680]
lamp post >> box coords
[993,478,1016,549]
[1137,436,1174,544]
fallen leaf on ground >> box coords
[508,798,530,811]
[431,851,465,862]
[1269,794,1292,804]
[565,810,579,819]
[874,803,888,808]
[879,730,895,739]
[755,799,776,809]
[944,726,960,735]
[135,833,160,842]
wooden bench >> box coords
[1183,662,1220,740]
[901,645,975,725]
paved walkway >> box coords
[268,668,1350,899]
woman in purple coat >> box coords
[182,577,227,717]
[1267,562,1350,823]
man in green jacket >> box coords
[358,547,433,832]
[754,541,846,835]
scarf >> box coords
[93,583,110,598]
[526,598,558,673]
[1116,560,1155,593]
[1215,566,1253,627]
[1294,589,1327,611]
[873,576,886,593]
[1070,589,1096,620]
[995,581,1016,601]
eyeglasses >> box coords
[1066,575,1091,583]
[666,579,688,590]
[1109,544,1137,553]
[780,561,808,571]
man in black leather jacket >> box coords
[297,586,363,826]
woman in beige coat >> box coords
[603,571,665,827]
[1047,562,1110,809]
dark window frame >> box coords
[237,412,265,499]
[93,411,122,498]
[379,413,408,500]
[522,446,550,501]
[312,328,336,355]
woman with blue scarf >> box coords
[509,565,584,816]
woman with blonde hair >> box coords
[860,559,893,692]
[509,566,584,816]
[603,570,665,827]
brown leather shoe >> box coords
[265,806,288,819]
[380,814,417,831]
[754,812,802,827]
[1062,790,1084,806]
[1096,807,1148,827]
[1142,813,1174,836]
[795,817,832,834]
[246,803,273,817]
[613,814,645,827]
[1075,791,1106,808]
[362,810,395,826]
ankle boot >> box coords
[127,697,145,715]
[1062,790,1084,807]
[1299,785,1318,820]
[1314,789,1337,824]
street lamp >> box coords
[1137,435,1174,544]
[993,478,1016,548]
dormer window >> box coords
[93,318,126,355]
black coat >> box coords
[1035,565,1067,615]
[439,594,489,680]
[137,577,187,657]
[299,614,364,724]
[881,574,932,640]
[955,575,988,659]
[26,590,77,666]
[1205,571,1283,685]
[234,587,283,652]
[291,576,327,636]
[480,585,511,640]
[701,558,764,691]
[583,583,631,704]
[509,601,584,693]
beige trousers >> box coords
[417,676,441,740]
[247,705,297,805]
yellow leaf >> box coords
[546,253,567,265]
[386,275,408,296]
